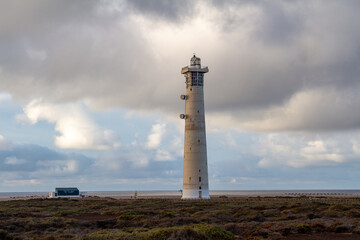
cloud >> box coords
[100,150,150,170]
[4,157,26,165]
[3,179,40,187]
[254,132,359,168]
[0,139,184,191]
[0,0,154,108]
[2,129,360,190]
[168,136,183,157]
[224,133,238,148]
[0,134,12,150]
[209,87,360,132]
[0,92,12,102]
[146,123,166,149]
[0,144,93,174]
[35,159,79,177]
[1,1,360,132]
[19,99,119,150]
[2,0,360,192]
[154,149,174,161]
[353,140,360,155]
[126,0,192,22]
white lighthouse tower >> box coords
[180,55,210,199]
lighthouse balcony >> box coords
[181,66,209,74]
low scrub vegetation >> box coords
[1,197,360,239]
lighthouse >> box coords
[180,55,210,199]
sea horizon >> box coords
[2,189,360,198]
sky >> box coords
[1,0,360,192]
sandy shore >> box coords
[1,193,360,201]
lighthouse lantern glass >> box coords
[198,73,203,86]
[189,72,203,86]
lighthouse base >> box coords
[181,189,210,199]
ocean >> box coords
[1,190,360,198]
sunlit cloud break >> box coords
[18,99,119,150]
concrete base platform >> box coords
[182,189,210,199]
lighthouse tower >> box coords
[180,55,209,199]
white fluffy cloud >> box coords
[19,99,119,150]
[146,123,166,149]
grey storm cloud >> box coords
[0,144,93,173]
[126,0,192,22]
[1,0,360,131]
[0,142,183,184]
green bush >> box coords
[159,210,177,218]
[84,224,234,240]
[328,204,350,212]
[118,211,145,221]
[84,230,131,240]
[193,224,235,240]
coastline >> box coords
[2,192,360,202]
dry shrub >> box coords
[250,214,265,222]
[57,234,75,239]
[268,232,284,240]
[334,225,350,233]
[280,227,291,236]
[116,219,139,228]
[328,222,345,232]
[174,217,200,226]
[256,228,271,238]
[167,228,207,240]
[0,230,11,240]
[214,215,235,222]
[348,209,360,218]
[296,224,311,234]
[328,204,351,211]
[192,224,234,240]
[246,237,266,240]
[310,222,326,232]
[96,219,117,229]
[224,223,243,235]
[307,213,318,219]
[262,222,276,229]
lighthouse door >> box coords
[199,191,202,199]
